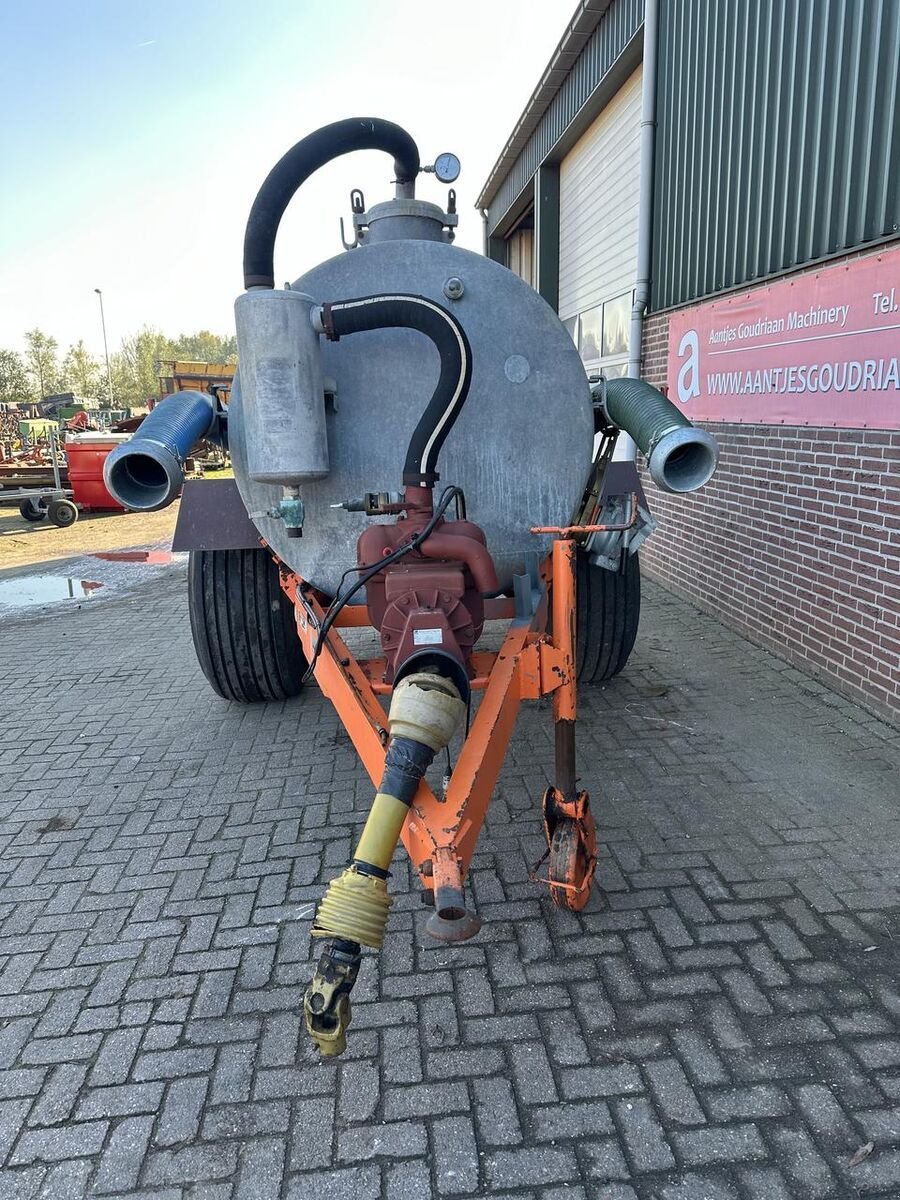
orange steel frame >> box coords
[277,537,580,896]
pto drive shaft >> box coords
[304,672,466,1055]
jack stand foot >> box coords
[425,848,481,942]
[534,786,598,912]
[426,905,482,942]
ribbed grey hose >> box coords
[593,376,719,494]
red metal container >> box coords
[65,433,131,511]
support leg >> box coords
[541,538,598,911]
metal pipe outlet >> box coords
[103,390,219,511]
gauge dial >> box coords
[434,152,461,184]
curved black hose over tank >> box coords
[323,294,472,486]
[243,118,420,289]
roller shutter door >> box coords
[558,67,642,375]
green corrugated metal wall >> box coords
[652,0,900,312]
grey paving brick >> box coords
[432,1115,479,1195]
[560,1064,643,1100]
[427,1047,504,1078]
[381,1025,423,1084]
[234,1135,286,1200]
[201,1098,288,1140]
[580,1137,631,1182]
[473,1076,522,1147]
[386,1158,432,1200]
[675,1122,767,1166]
[208,1043,254,1104]
[484,1147,578,1188]
[614,1097,675,1172]
[509,1040,559,1105]
[26,1063,87,1128]
[703,1084,790,1120]
[31,1159,91,1200]
[88,1028,144,1087]
[338,1059,379,1122]
[383,1081,468,1121]
[290,1096,335,1171]
[10,1119,109,1166]
[646,1058,706,1126]
[338,1120,427,1162]
[90,1115,154,1194]
[794,1082,856,1143]
[528,1100,613,1142]
[737,1165,794,1200]
[153,1076,207,1150]
[142,1142,239,1187]
[656,1174,741,1200]
[766,1126,837,1198]
[286,1164,380,1200]
[0,1100,34,1164]
[76,1082,164,1121]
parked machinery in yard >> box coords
[103,119,719,1057]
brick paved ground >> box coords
[1,564,900,1199]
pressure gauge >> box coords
[433,152,460,184]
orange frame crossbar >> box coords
[277,538,578,893]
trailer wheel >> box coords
[47,499,78,528]
[19,498,46,522]
[188,548,308,703]
[576,550,640,683]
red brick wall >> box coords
[639,289,900,727]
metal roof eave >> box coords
[475,0,614,211]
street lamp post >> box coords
[94,288,114,405]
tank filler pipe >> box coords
[317,293,473,488]
[103,390,219,512]
[242,119,420,289]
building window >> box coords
[563,289,632,378]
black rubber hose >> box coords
[323,294,472,486]
[243,119,420,288]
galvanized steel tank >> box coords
[228,199,594,595]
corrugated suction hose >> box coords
[594,376,719,494]
[103,391,218,511]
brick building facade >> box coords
[479,1,900,726]
[639,252,899,723]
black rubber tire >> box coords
[576,550,640,683]
[19,498,46,522]
[188,548,308,702]
[47,499,78,528]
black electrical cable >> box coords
[301,486,465,683]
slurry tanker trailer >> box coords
[104,119,719,1056]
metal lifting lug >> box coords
[303,941,361,1057]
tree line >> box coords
[0,327,238,410]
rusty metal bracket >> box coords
[518,640,571,700]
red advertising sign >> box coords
[666,245,900,428]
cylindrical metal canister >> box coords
[234,289,328,484]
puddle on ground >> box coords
[0,576,103,606]
[93,550,173,564]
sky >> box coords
[0,0,571,361]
